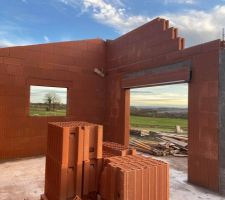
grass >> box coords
[30,106,66,116]
[130,115,188,133]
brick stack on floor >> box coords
[100,155,169,200]
[103,142,137,157]
[41,121,169,200]
[41,121,103,200]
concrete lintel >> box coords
[123,60,192,80]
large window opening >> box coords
[130,83,188,173]
[29,85,68,117]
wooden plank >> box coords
[160,136,187,148]
[173,154,188,157]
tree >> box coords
[44,91,61,111]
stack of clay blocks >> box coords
[100,155,169,200]
[103,141,136,158]
[41,121,103,200]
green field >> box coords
[30,106,66,116]
[130,115,188,133]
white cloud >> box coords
[59,0,79,7]
[30,86,67,104]
[1,0,225,49]
[0,38,33,47]
[0,22,39,47]
[162,5,225,46]
[44,36,50,43]
[60,0,151,33]
[60,0,225,47]
[164,0,196,4]
[130,84,188,107]
[0,39,17,47]
[0,23,35,47]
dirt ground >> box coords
[0,156,224,200]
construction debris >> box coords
[130,129,150,136]
[176,125,184,134]
[130,131,188,157]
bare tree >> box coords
[44,91,61,111]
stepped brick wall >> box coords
[0,17,224,193]
[104,18,222,192]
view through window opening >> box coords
[29,85,68,117]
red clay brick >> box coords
[103,141,136,157]
[0,39,106,160]
[100,155,169,200]
[44,121,103,200]
[3,57,22,65]
[83,159,103,196]
[0,48,10,56]
[44,157,68,200]
[40,194,48,200]
[0,17,222,195]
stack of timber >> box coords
[130,132,188,157]
[130,129,150,136]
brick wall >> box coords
[188,46,219,191]
[105,18,185,145]
[0,39,106,159]
[105,18,221,192]
[0,17,223,193]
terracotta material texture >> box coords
[82,159,103,197]
[103,141,136,157]
[40,194,48,200]
[0,39,106,160]
[104,18,223,193]
[43,120,169,200]
[100,155,169,200]
[44,121,103,200]
[0,17,224,194]
[47,121,103,165]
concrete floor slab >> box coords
[0,156,224,200]
[0,156,45,200]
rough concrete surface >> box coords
[0,156,224,200]
[0,156,45,200]
[156,156,225,200]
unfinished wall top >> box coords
[106,18,184,72]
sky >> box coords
[1,0,224,107]
[30,86,67,104]
[130,83,188,108]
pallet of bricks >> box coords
[41,121,103,200]
[100,155,169,200]
[103,141,137,158]
[102,141,169,200]
[41,121,169,200]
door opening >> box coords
[129,83,188,179]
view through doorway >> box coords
[130,83,188,173]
